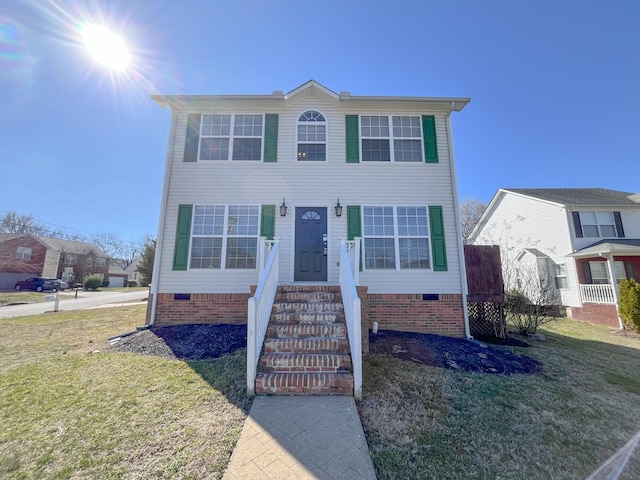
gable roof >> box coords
[36,237,110,257]
[504,188,638,207]
[469,187,640,243]
[152,80,471,112]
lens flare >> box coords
[81,24,130,70]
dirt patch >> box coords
[111,324,247,360]
[369,330,542,375]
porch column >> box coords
[604,253,624,330]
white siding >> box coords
[571,207,640,250]
[156,89,463,295]
[473,193,580,306]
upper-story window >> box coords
[361,115,422,162]
[86,257,93,267]
[579,212,616,238]
[199,114,263,161]
[297,110,326,161]
[95,258,107,267]
[16,247,32,260]
[64,254,78,265]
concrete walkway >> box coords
[223,396,377,480]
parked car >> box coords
[49,279,69,291]
[14,277,58,292]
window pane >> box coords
[234,115,263,136]
[397,207,428,236]
[394,140,422,162]
[225,238,257,269]
[297,144,326,161]
[362,139,390,161]
[361,116,389,137]
[201,114,231,136]
[399,238,430,269]
[228,206,259,235]
[600,225,616,237]
[364,238,395,269]
[363,206,394,236]
[392,116,421,138]
[583,225,599,237]
[190,237,222,269]
[232,138,262,160]
[200,138,229,160]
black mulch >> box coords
[369,330,542,375]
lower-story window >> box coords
[190,205,259,269]
[363,206,430,270]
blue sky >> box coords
[1,0,638,240]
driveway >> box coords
[0,289,149,319]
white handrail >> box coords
[580,283,616,304]
[247,238,280,396]
[339,238,362,400]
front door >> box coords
[294,207,327,281]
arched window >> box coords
[297,110,326,161]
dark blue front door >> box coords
[294,207,327,281]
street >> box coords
[0,289,149,319]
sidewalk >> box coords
[223,396,377,480]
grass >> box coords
[4,306,640,479]
[358,318,640,480]
[0,292,75,306]
[0,305,250,479]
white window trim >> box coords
[589,260,625,285]
[95,258,107,267]
[361,205,431,271]
[296,110,328,162]
[579,211,616,238]
[552,262,568,290]
[198,113,265,162]
[16,246,32,260]
[189,204,260,270]
[360,114,424,163]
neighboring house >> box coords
[0,234,112,289]
[469,188,640,328]
[107,265,129,287]
[124,257,144,286]
[148,80,471,338]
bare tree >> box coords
[90,233,149,267]
[460,198,487,244]
[0,212,48,235]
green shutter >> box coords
[347,205,362,271]
[173,204,193,270]
[345,115,360,163]
[261,205,276,240]
[264,114,278,162]
[422,115,438,163]
[184,114,201,162]
[429,205,447,271]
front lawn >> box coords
[0,291,75,306]
[0,305,250,479]
[359,318,640,479]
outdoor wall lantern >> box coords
[335,198,343,217]
[280,198,288,217]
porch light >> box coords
[280,198,288,216]
[335,198,343,217]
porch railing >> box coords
[339,238,362,400]
[580,283,616,304]
[247,238,280,396]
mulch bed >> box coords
[112,324,541,375]
[369,330,542,375]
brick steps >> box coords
[255,285,353,396]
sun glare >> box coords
[81,24,130,71]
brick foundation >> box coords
[366,293,466,337]
[147,288,466,338]
[148,292,252,327]
[569,304,621,329]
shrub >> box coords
[619,279,640,332]
[84,275,103,291]
[504,289,556,335]
[127,281,137,287]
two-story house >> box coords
[148,80,471,335]
[0,234,112,289]
[469,188,640,329]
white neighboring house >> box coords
[469,188,640,329]
[124,258,143,286]
[148,80,471,337]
